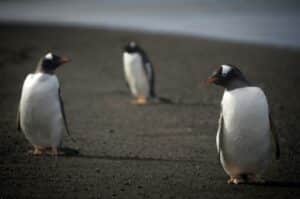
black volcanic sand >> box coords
[1,24,300,199]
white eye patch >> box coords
[45,53,53,60]
[221,64,232,76]
[129,41,136,48]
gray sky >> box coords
[0,0,299,48]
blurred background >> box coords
[0,0,300,49]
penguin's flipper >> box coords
[124,77,130,90]
[144,62,152,80]
[216,111,224,156]
[144,62,156,98]
[269,113,280,160]
[16,104,21,132]
[139,46,156,98]
[58,88,70,136]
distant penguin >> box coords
[123,41,157,105]
[17,52,71,155]
[207,64,280,184]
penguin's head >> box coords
[37,52,71,73]
[207,64,249,89]
[124,41,140,53]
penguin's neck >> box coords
[225,78,251,91]
[35,65,55,75]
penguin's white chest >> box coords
[220,87,272,176]
[19,73,63,147]
[123,52,150,97]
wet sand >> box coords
[1,24,300,198]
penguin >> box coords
[123,41,156,105]
[207,64,280,184]
[17,52,71,156]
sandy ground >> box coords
[1,24,300,199]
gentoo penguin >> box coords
[207,64,280,184]
[17,52,71,155]
[123,41,156,105]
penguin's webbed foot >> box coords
[28,146,46,156]
[47,147,65,156]
[228,174,265,185]
[131,97,148,105]
[227,176,246,185]
[28,146,64,156]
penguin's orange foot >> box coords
[29,146,46,156]
[131,97,148,105]
[227,176,246,185]
[47,147,64,156]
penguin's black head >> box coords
[124,41,141,53]
[37,52,71,73]
[207,64,250,90]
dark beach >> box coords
[1,24,300,198]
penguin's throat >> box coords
[35,65,55,75]
[225,79,251,91]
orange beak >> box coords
[60,56,71,64]
[206,76,218,85]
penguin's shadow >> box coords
[252,181,300,188]
[152,97,214,107]
[66,153,197,163]
[60,147,80,156]
[173,101,215,107]
[39,151,300,189]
